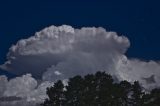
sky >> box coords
[0,0,160,64]
[0,0,160,105]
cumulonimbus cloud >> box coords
[0,25,130,79]
[0,25,160,105]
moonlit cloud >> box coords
[4,74,37,97]
[116,56,160,90]
[0,25,160,105]
[0,74,54,106]
[0,75,8,97]
[0,25,130,79]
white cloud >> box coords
[0,25,160,105]
[4,74,37,97]
[116,56,160,90]
[0,74,54,106]
[0,25,130,80]
[0,100,40,106]
[0,75,8,97]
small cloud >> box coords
[54,71,62,75]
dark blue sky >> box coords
[0,0,160,66]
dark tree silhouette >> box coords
[42,71,160,106]
[42,80,65,106]
[130,81,144,106]
[113,80,132,106]
[65,75,85,106]
[143,88,160,106]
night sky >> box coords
[0,0,160,76]
[1,1,160,105]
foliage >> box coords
[42,72,160,106]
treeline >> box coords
[42,72,160,106]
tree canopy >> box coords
[42,72,160,106]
